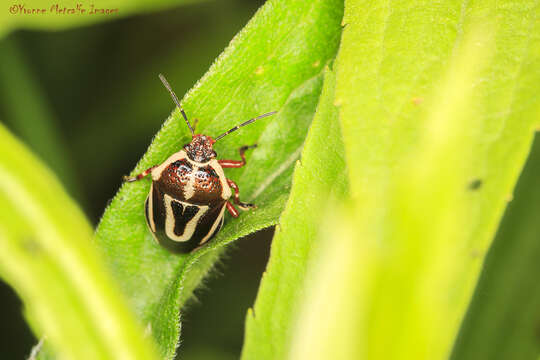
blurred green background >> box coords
[0,1,273,358]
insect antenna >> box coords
[214,111,277,141]
[159,73,194,136]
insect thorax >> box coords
[153,150,231,205]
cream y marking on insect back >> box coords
[163,194,209,242]
[200,205,226,245]
[146,183,157,232]
[151,150,187,181]
[183,162,198,200]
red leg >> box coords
[219,145,257,168]
[123,166,157,182]
[226,201,239,218]
[227,179,256,210]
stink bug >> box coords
[124,74,276,253]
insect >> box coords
[124,74,276,253]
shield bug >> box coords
[124,74,276,253]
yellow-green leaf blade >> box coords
[335,0,540,359]
[451,136,540,359]
[0,123,159,360]
[241,66,347,360]
[286,207,365,360]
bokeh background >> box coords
[0,1,272,358]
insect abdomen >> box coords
[145,182,225,253]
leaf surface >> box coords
[94,0,344,357]
[334,0,540,358]
[241,67,347,360]
[451,136,540,360]
[0,123,159,360]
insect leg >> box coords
[226,201,239,218]
[227,179,256,210]
[218,144,257,168]
[123,166,157,182]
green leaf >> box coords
[333,0,540,359]
[93,0,344,358]
[241,67,347,360]
[0,123,159,360]
[0,0,201,38]
[451,135,540,360]
[286,208,364,360]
